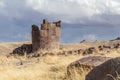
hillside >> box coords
[0,40,120,80]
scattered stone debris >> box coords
[86,57,120,80]
[11,44,32,55]
[98,43,120,51]
[83,47,98,55]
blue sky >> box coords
[0,0,120,43]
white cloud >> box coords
[0,0,5,7]
[83,34,97,41]
[25,0,120,24]
[0,0,120,42]
[26,0,97,19]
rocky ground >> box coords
[0,40,120,80]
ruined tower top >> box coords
[41,19,61,30]
[43,19,48,24]
[32,19,62,51]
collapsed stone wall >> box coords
[32,19,61,51]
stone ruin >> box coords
[32,19,61,51]
[11,19,61,55]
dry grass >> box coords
[0,41,120,80]
[0,52,119,80]
[0,54,84,80]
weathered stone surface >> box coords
[32,19,61,51]
[32,25,40,51]
[67,56,110,80]
[12,44,32,55]
[86,57,120,80]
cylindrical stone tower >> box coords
[32,19,61,51]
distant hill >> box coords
[111,37,120,41]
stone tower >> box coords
[32,19,61,51]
